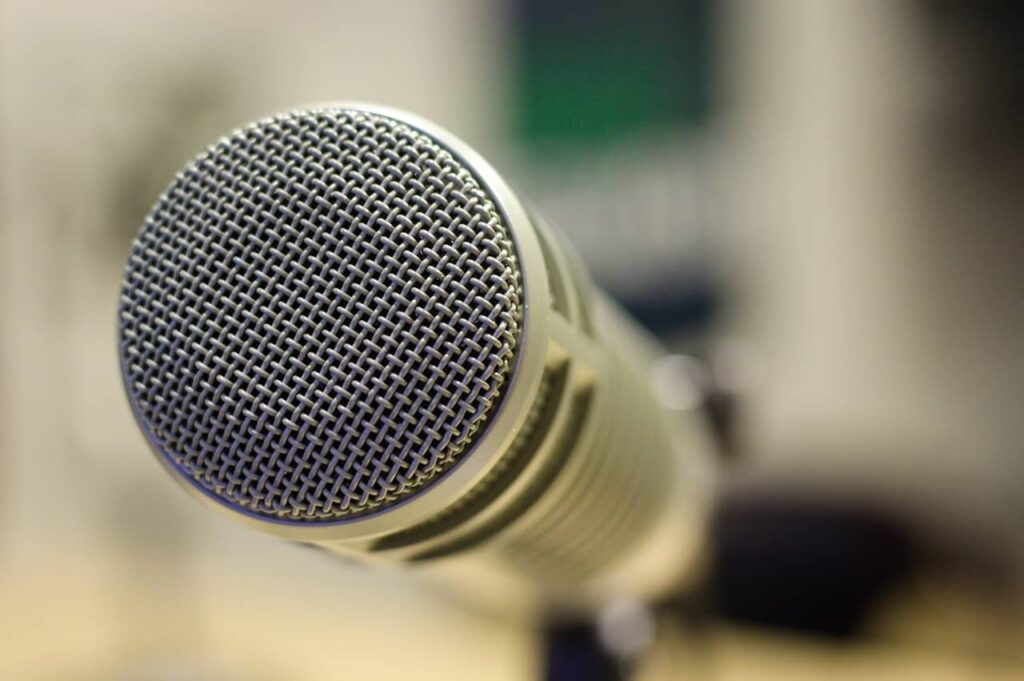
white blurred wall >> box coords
[719,0,1024,560]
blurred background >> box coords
[1,1,1022,679]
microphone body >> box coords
[118,105,714,607]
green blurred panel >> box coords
[513,0,712,148]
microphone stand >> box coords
[540,572,716,681]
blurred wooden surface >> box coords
[2,552,1021,681]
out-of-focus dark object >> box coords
[712,492,915,638]
[542,620,624,681]
[922,1,1024,148]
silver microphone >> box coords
[118,105,713,607]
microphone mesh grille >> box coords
[119,108,523,522]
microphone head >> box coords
[119,107,525,524]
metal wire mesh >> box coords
[119,108,523,522]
